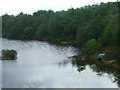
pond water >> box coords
[0,38,120,88]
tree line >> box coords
[2,2,120,54]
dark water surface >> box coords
[0,38,119,88]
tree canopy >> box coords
[2,2,119,50]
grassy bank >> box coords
[86,47,120,71]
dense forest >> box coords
[1,2,120,59]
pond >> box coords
[0,38,120,88]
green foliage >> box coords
[101,23,118,46]
[1,49,17,60]
[85,39,97,48]
[35,23,48,40]
[2,2,119,55]
[24,27,35,39]
[83,39,101,54]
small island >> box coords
[0,49,17,60]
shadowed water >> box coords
[0,38,119,88]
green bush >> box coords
[1,49,17,60]
[83,39,102,54]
